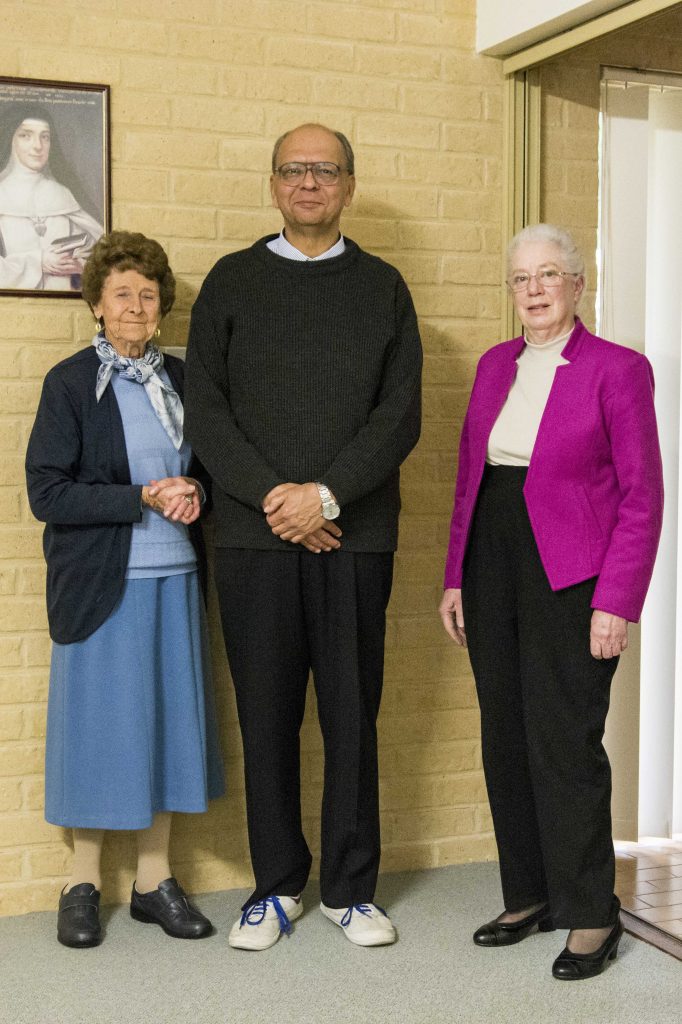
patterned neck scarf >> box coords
[92,333,184,450]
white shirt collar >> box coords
[267,230,346,261]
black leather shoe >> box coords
[130,877,212,939]
[552,918,624,980]
[57,883,102,948]
[473,905,555,946]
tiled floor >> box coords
[615,836,682,952]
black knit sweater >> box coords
[184,235,422,552]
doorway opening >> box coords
[598,66,682,845]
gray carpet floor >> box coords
[0,863,679,1024]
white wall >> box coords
[599,82,649,347]
[598,80,650,842]
[476,0,630,55]
[599,75,682,841]
[639,87,682,838]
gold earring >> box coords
[154,327,161,339]
[94,316,104,331]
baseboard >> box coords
[621,909,682,962]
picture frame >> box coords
[0,76,110,299]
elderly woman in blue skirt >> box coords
[26,231,224,948]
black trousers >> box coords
[215,548,394,910]
[461,466,620,929]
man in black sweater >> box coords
[184,123,422,950]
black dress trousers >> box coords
[461,466,620,930]
[215,548,394,910]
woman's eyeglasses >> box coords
[507,270,579,292]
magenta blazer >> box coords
[444,320,663,623]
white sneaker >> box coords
[320,902,396,946]
[228,895,303,950]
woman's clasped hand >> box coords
[144,476,202,522]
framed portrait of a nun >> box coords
[0,77,110,298]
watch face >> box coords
[324,501,341,520]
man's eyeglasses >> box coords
[507,270,579,292]
[274,162,345,186]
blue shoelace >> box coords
[239,895,294,935]
[340,904,388,928]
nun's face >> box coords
[12,119,51,172]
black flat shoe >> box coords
[57,883,102,948]
[473,905,555,946]
[552,918,624,980]
[130,877,212,939]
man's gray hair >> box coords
[507,223,585,277]
[271,125,355,175]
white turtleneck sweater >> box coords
[486,329,572,466]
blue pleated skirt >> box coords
[45,571,225,829]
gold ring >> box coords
[184,495,193,505]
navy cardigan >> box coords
[26,347,208,644]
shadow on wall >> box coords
[160,276,199,349]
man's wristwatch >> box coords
[315,482,340,520]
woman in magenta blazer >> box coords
[439,224,663,981]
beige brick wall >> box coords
[0,0,503,916]
[539,7,682,332]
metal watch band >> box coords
[315,482,340,519]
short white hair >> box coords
[507,223,585,278]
